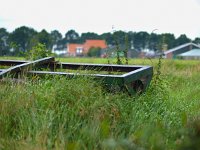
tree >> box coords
[64,29,79,43]
[50,30,62,45]
[158,33,176,51]
[175,34,191,46]
[100,32,114,45]
[0,28,9,56]
[193,37,200,44]
[37,30,52,48]
[113,30,127,45]
[80,32,101,43]
[9,26,37,54]
[148,33,160,51]
[127,31,136,49]
[134,31,149,50]
[30,29,52,49]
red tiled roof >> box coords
[67,40,107,56]
[84,40,107,53]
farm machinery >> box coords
[0,57,153,95]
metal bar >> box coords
[0,69,4,72]
[53,63,142,72]
[27,70,125,86]
[0,57,153,95]
[28,70,122,78]
[0,60,28,66]
[0,60,143,72]
[0,57,55,79]
[123,66,153,83]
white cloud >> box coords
[0,0,200,39]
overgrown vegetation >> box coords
[0,58,200,149]
[107,32,129,65]
[25,43,52,60]
[87,47,101,57]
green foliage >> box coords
[115,38,122,65]
[80,32,101,43]
[134,31,149,50]
[0,58,200,149]
[87,47,101,57]
[30,29,53,49]
[50,30,62,45]
[0,28,9,56]
[193,37,200,44]
[8,26,37,53]
[113,32,129,65]
[158,33,176,51]
[100,32,114,45]
[175,34,191,46]
[124,34,129,65]
[9,42,21,56]
[1,26,198,57]
[178,117,200,150]
[25,43,52,60]
[64,29,80,43]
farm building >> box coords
[164,42,200,59]
[67,40,107,56]
[177,49,200,60]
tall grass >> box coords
[0,58,200,149]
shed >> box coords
[164,43,200,59]
[178,49,200,60]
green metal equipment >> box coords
[0,57,153,95]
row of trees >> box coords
[0,27,57,56]
[1,26,200,56]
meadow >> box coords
[0,56,200,150]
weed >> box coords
[1,57,200,149]
[25,43,52,60]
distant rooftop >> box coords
[178,49,200,57]
[164,43,200,55]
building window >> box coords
[76,47,83,54]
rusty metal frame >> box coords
[0,57,153,95]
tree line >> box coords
[0,26,200,56]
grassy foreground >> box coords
[0,57,200,149]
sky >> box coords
[0,0,200,39]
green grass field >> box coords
[0,57,200,149]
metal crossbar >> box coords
[0,57,153,95]
[0,57,54,79]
